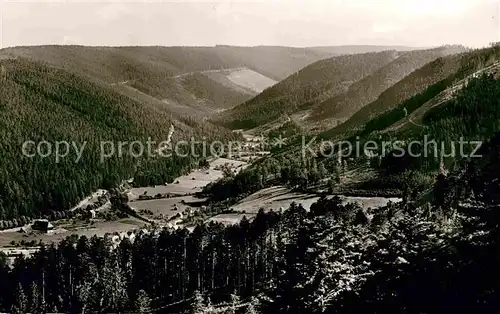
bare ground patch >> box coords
[231,186,401,214]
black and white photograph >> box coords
[0,0,499,313]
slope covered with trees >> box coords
[317,66,500,196]
[224,47,500,202]
[326,45,500,138]
[179,72,255,110]
[217,51,401,129]
[1,45,368,114]
[0,46,270,116]
[1,45,430,121]
[312,46,466,124]
[0,58,234,221]
[219,46,465,131]
[210,45,417,80]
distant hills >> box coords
[0,45,332,117]
[216,50,401,129]
[309,45,426,54]
[217,45,467,132]
[338,45,500,138]
[323,45,500,139]
[0,45,422,118]
[311,46,500,192]
[311,46,467,126]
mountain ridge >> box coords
[217,45,466,132]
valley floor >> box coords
[0,153,399,261]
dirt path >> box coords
[110,80,133,86]
[171,67,247,79]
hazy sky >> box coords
[0,0,498,48]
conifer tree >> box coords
[134,290,151,313]
[190,290,205,314]
[11,283,28,314]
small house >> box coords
[32,219,54,233]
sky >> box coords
[0,0,498,48]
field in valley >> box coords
[208,186,401,224]
[0,154,400,253]
[230,186,401,213]
[127,158,248,220]
[0,217,146,247]
[129,158,248,198]
[225,68,278,93]
[0,158,247,250]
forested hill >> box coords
[216,45,466,132]
[0,45,333,81]
[0,58,234,221]
[0,45,421,119]
[310,45,467,125]
[324,45,500,139]
[0,45,334,116]
[216,50,400,130]
[287,46,500,201]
